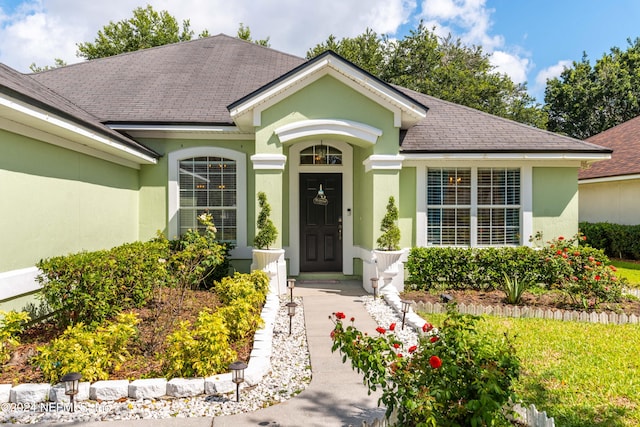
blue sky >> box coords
[1,0,639,103]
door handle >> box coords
[338,216,342,241]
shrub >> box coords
[214,271,269,307]
[37,239,170,328]
[0,311,30,367]
[330,305,520,426]
[34,312,139,382]
[540,234,623,308]
[164,309,237,378]
[254,192,278,249]
[580,222,640,260]
[376,196,401,251]
[167,212,227,290]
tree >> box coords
[29,58,67,73]
[545,38,640,139]
[237,23,270,47]
[76,5,197,60]
[307,23,546,129]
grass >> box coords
[422,312,640,427]
[611,260,640,288]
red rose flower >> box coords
[573,251,581,256]
[422,323,433,333]
[556,250,563,255]
[389,322,396,331]
[330,330,336,339]
[408,345,418,353]
[393,343,400,349]
[335,312,346,320]
[430,336,439,343]
[376,326,386,334]
[588,256,595,262]
[558,236,565,241]
[582,235,587,241]
[594,275,601,281]
[397,353,403,358]
[429,355,442,369]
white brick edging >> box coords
[1,290,279,403]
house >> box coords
[579,116,640,225]
[0,34,611,311]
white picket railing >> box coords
[358,403,555,427]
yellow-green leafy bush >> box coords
[34,312,139,382]
[164,309,236,378]
[0,311,30,367]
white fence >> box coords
[358,403,555,427]
[414,300,639,325]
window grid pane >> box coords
[179,157,237,241]
[428,167,521,247]
[477,168,521,246]
[426,167,471,246]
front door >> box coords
[300,173,343,272]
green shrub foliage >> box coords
[330,305,520,426]
[164,309,237,378]
[407,233,624,309]
[254,191,278,249]
[0,311,30,367]
[376,196,401,251]
[37,240,170,328]
[579,222,640,260]
[34,312,139,382]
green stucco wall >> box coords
[0,130,140,272]
[399,167,417,248]
[532,167,579,240]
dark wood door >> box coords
[300,173,343,272]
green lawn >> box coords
[421,313,640,427]
[611,260,640,288]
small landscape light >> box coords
[229,361,248,402]
[370,277,379,299]
[400,300,412,330]
[60,372,81,412]
[286,301,297,335]
[287,278,296,302]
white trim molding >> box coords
[168,147,248,254]
[250,154,287,170]
[579,173,640,185]
[275,119,382,146]
[0,267,41,301]
[363,154,405,172]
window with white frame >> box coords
[179,156,237,241]
[427,167,520,246]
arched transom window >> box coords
[179,156,237,241]
[300,143,342,165]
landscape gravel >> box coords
[0,292,423,425]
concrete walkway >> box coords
[44,280,386,427]
[212,280,385,426]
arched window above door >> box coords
[300,143,342,165]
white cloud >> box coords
[0,0,418,72]
[490,50,529,84]
[535,60,572,87]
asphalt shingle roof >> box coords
[18,34,609,155]
[30,34,305,124]
[0,64,158,158]
[578,116,640,180]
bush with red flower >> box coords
[540,233,624,308]
[329,304,520,426]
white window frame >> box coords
[416,164,532,247]
[168,147,247,255]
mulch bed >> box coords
[0,289,253,385]
[401,288,640,316]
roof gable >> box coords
[228,50,427,131]
[579,115,640,180]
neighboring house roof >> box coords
[20,34,610,156]
[0,63,159,162]
[578,115,640,180]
